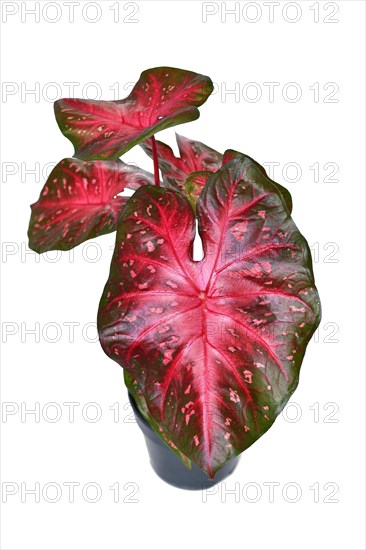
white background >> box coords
[1,1,365,549]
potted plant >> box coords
[28,66,321,490]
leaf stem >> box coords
[151,135,160,187]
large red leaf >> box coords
[98,156,321,477]
[140,133,223,191]
[28,158,154,252]
[54,67,213,160]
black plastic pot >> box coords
[128,392,240,490]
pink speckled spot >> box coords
[125,315,136,323]
[163,348,174,365]
[229,388,240,403]
[243,370,253,383]
[290,306,305,313]
[231,221,248,241]
[166,280,178,289]
[185,410,195,425]
[149,307,163,314]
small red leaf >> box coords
[141,133,223,191]
[141,136,292,213]
[98,156,321,476]
[54,67,213,160]
[28,158,154,252]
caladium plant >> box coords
[28,66,321,479]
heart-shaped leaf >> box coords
[140,133,223,191]
[54,67,213,160]
[98,156,321,477]
[28,158,154,252]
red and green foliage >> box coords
[28,158,154,252]
[54,67,213,160]
[97,157,321,477]
[28,66,321,478]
